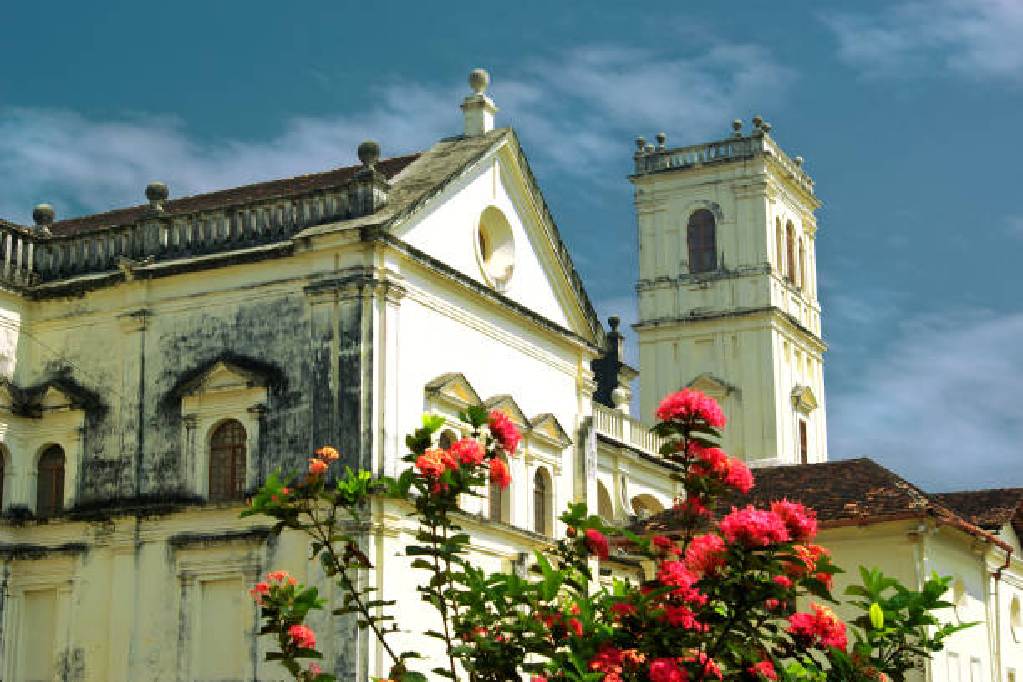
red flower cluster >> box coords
[770,499,818,542]
[655,388,726,428]
[415,448,458,480]
[718,506,791,548]
[656,561,706,605]
[784,543,833,589]
[585,528,610,560]
[588,645,646,682]
[787,603,848,651]
[488,409,522,454]
[648,657,687,682]
[287,623,317,649]
[251,568,298,602]
[748,660,778,680]
[688,442,754,494]
[489,457,511,489]
[307,444,341,478]
[683,533,726,577]
[450,437,485,466]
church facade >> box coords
[0,68,1017,682]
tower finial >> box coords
[461,68,498,136]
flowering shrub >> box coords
[244,391,968,681]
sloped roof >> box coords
[45,154,421,237]
[637,458,1011,552]
[932,488,1023,539]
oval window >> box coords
[476,206,515,288]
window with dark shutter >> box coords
[533,468,550,536]
[209,420,247,502]
[799,420,808,464]
[786,223,797,284]
[37,446,65,517]
[687,209,717,274]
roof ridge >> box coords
[68,153,419,220]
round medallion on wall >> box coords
[476,206,515,289]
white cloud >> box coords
[828,309,1023,491]
[0,41,793,223]
[822,0,1023,83]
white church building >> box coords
[0,69,1017,681]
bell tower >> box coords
[631,119,826,466]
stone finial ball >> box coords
[32,203,55,226]
[145,181,169,202]
[656,132,667,146]
[468,68,490,95]
[752,114,764,128]
[732,119,743,132]
[608,315,620,332]
[357,140,381,166]
[635,136,646,150]
[762,121,773,133]
[794,155,804,167]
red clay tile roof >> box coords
[932,488,1023,539]
[638,458,1012,553]
[46,154,420,237]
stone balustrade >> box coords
[633,134,814,196]
[0,223,40,287]
[593,403,665,455]
[0,175,389,287]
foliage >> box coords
[243,391,967,681]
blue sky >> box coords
[2,0,1021,491]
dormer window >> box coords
[687,209,717,273]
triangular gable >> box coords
[424,372,482,410]
[483,394,530,430]
[528,413,572,449]
[389,129,603,349]
[180,360,267,397]
[38,386,76,412]
[790,385,818,413]
[688,373,738,399]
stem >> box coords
[307,499,403,670]
[428,515,460,681]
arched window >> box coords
[533,468,552,536]
[37,445,65,517]
[798,239,806,290]
[630,494,664,520]
[775,218,784,274]
[686,209,717,274]
[209,420,247,502]
[597,481,614,521]
[0,446,6,509]
[488,456,509,524]
[785,222,796,284]
[438,429,457,450]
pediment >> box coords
[181,361,267,397]
[424,372,481,409]
[483,394,529,429]
[791,385,818,413]
[528,413,572,449]
[38,386,75,411]
[687,373,738,399]
[392,132,603,348]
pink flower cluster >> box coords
[688,443,755,494]
[655,388,726,428]
[450,437,485,466]
[488,409,522,454]
[585,528,610,560]
[787,603,848,651]
[249,570,298,604]
[683,533,727,577]
[287,623,317,649]
[718,506,791,548]
[770,499,818,541]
